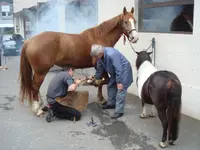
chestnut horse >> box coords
[19,7,139,114]
[135,50,182,148]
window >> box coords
[138,0,194,34]
[1,12,6,16]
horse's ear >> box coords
[123,7,127,14]
[131,7,134,14]
[136,52,139,55]
[148,52,153,55]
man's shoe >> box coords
[111,112,123,119]
[102,104,115,109]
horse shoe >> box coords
[87,79,93,84]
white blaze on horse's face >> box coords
[129,18,139,43]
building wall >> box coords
[0,2,14,30]
[98,0,200,120]
[13,0,47,13]
[13,13,24,37]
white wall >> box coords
[98,0,200,120]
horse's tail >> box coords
[19,40,33,104]
[166,78,182,143]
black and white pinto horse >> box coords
[135,50,182,148]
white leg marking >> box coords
[32,101,40,114]
[159,141,168,148]
[169,140,175,145]
[150,105,156,117]
[140,104,147,118]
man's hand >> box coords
[74,77,86,85]
[117,83,123,90]
[68,83,78,91]
[75,79,82,85]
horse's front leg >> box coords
[97,72,109,105]
[158,109,168,148]
[97,85,106,105]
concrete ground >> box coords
[0,56,200,150]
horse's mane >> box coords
[81,14,122,38]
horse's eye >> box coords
[124,21,128,24]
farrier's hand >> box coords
[117,83,123,90]
[68,83,78,91]
[75,79,82,85]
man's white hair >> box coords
[90,44,104,56]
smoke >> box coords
[24,0,98,37]
[142,5,183,32]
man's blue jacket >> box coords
[95,47,133,89]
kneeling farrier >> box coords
[46,66,85,121]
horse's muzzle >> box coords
[128,29,138,43]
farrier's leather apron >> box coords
[55,91,89,112]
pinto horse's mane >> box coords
[136,51,152,70]
[81,15,122,38]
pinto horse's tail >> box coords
[166,78,182,143]
[19,40,33,104]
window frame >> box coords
[138,0,194,34]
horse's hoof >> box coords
[139,113,147,119]
[149,114,155,118]
[37,109,45,117]
[99,99,106,105]
[101,101,107,106]
[169,140,175,145]
[159,142,168,148]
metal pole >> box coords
[152,37,156,66]
[0,50,2,66]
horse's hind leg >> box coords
[140,101,148,118]
[149,105,156,117]
[158,109,168,148]
[31,71,48,115]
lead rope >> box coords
[128,37,156,66]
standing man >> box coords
[46,66,85,121]
[90,44,133,119]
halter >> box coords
[128,37,156,67]
[122,28,137,45]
